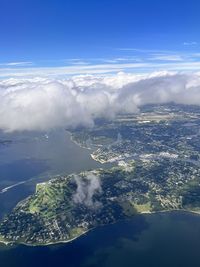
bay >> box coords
[0,130,200,267]
[1,212,200,267]
[0,129,103,218]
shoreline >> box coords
[1,208,200,248]
[0,229,90,247]
[67,131,93,151]
[1,132,200,248]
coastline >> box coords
[1,132,200,248]
[0,229,90,247]
[1,208,200,247]
[67,131,92,151]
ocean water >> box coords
[0,130,200,267]
[1,212,200,267]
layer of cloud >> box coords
[1,71,200,132]
[2,60,200,78]
[73,173,102,209]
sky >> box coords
[1,0,200,77]
[1,1,200,133]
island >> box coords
[1,103,200,246]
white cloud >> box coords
[1,60,200,78]
[0,61,33,67]
[0,63,150,78]
[1,71,200,132]
[73,173,102,209]
[116,48,175,54]
[183,42,198,46]
[149,54,184,61]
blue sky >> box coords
[1,0,200,77]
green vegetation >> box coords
[133,202,152,213]
[1,157,200,246]
[1,103,200,246]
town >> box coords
[1,103,200,245]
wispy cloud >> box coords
[0,63,150,78]
[0,61,33,67]
[149,54,184,61]
[116,48,176,54]
[1,48,200,78]
[2,61,200,78]
[70,61,90,66]
[183,41,198,46]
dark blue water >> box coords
[0,129,103,218]
[1,212,200,267]
[0,130,200,267]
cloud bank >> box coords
[1,71,200,132]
